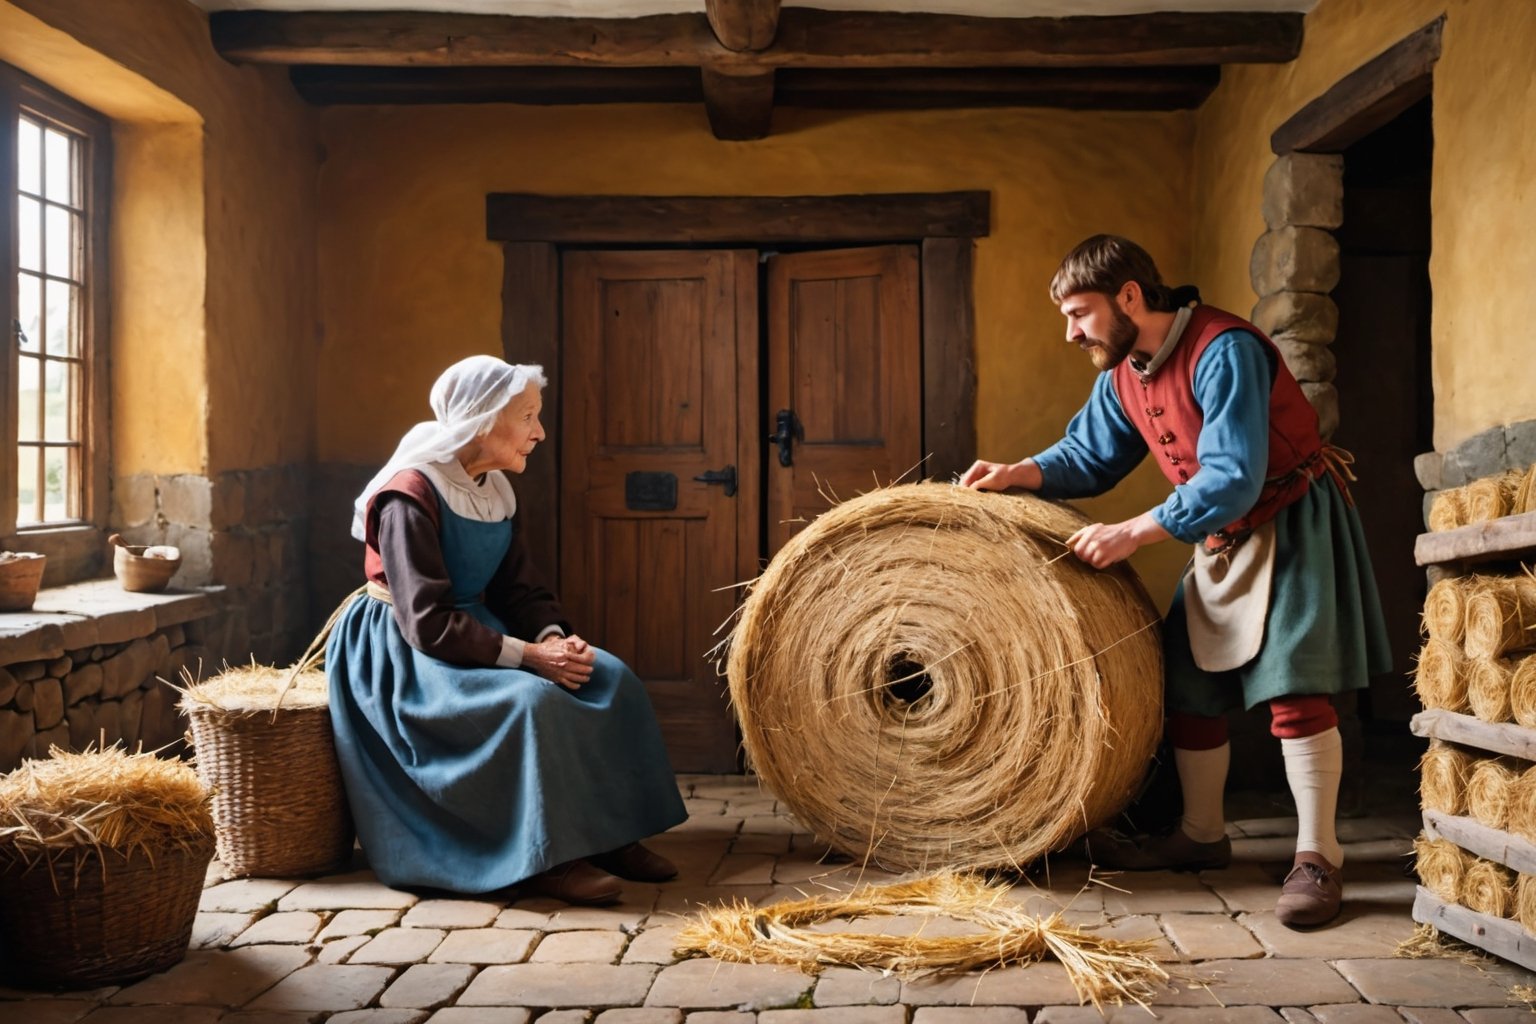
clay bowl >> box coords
[109,535,181,593]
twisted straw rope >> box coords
[725,483,1163,871]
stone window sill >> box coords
[0,579,224,666]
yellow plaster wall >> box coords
[0,0,320,475]
[316,104,1198,601]
[1193,0,1536,451]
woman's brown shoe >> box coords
[525,859,624,905]
[1275,852,1342,928]
[589,842,678,882]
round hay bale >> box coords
[1518,874,1536,935]
[1517,464,1536,516]
[1419,741,1472,816]
[1464,576,1536,660]
[180,666,354,878]
[1422,578,1468,645]
[1467,657,1516,723]
[1466,756,1521,830]
[1512,657,1536,729]
[1509,767,1536,843]
[1414,835,1466,902]
[0,747,214,987]
[1461,856,1515,918]
[1414,638,1469,713]
[1428,487,1468,532]
[726,484,1162,871]
[1465,470,1523,524]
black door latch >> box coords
[693,465,737,497]
[768,408,803,467]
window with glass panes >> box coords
[2,66,108,571]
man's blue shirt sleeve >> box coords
[1033,372,1147,499]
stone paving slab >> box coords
[901,963,1082,1006]
[911,1009,1032,1024]
[1331,958,1532,1007]
[596,1010,686,1024]
[191,911,260,949]
[1159,912,1265,960]
[402,900,503,930]
[622,922,687,965]
[4,999,98,1023]
[429,927,538,964]
[317,908,404,942]
[1100,872,1227,915]
[203,1011,319,1024]
[109,946,312,1007]
[810,966,902,1006]
[1397,1009,1470,1024]
[1148,957,1358,1007]
[531,929,630,963]
[70,1007,225,1023]
[459,964,659,1008]
[1461,1010,1536,1023]
[1036,1007,1285,1022]
[759,1009,905,1024]
[645,960,812,1010]
[1305,1004,1408,1023]
[379,963,477,1009]
[230,911,323,947]
[318,934,370,964]
[245,965,396,1012]
[1239,910,1417,958]
[331,1011,427,1024]
[198,879,298,914]
[424,1009,532,1024]
[277,872,421,912]
[349,927,447,964]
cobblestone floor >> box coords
[3,774,1534,1023]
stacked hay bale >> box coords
[725,483,1163,872]
[1414,465,1536,950]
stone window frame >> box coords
[0,62,112,586]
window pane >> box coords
[43,358,75,442]
[18,272,42,352]
[42,446,69,522]
[18,118,41,195]
[16,354,41,443]
[18,195,41,272]
[45,204,76,279]
[44,278,77,356]
[16,446,39,526]
[43,128,74,205]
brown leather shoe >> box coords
[589,842,678,882]
[1275,852,1342,928]
[1083,826,1232,871]
[525,859,624,906]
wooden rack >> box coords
[1411,510,1536,970]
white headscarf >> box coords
[351,355,547,541]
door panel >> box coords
[766,245,922,554]
[561,250,756,772]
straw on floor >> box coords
[725,483,1163,871]
[676,869,1170,1010]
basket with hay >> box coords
[0,746,213,988]
[179,663,353,878]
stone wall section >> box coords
[1249,152,1346,440]
[114,464,311,666]
[0,617,211,772]
[1414,418,1536,524]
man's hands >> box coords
[522,634,597,690]
[1066,512,1171,568]
[960,458,1042,492]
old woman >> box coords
[327,355,686,905]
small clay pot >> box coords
[109,535,181,593]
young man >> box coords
[962,235,1390,928]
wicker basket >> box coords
[0,837,212,988]
[0,552,46,612]
[182,669,355,878]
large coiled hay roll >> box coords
[1461,856,1515,918]
[1422,578,1468,645]
[1467,657,1516,723]
[1414,638,1468,713]
[1413,835,1467,902]
[1419,741,1472,816]
[726,484,1162,871]
[1466,470,1525,523]
[1464,574,1536,660]
[1510,768,1536,843]
[1466,757,1521,831]
[1519,874,1536,935]
[1513,657,1536,729]
[1518,464,1536,516]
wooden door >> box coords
[560,250,758,772]
[765,245,922,553]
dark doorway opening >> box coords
[1330,95,1434,737]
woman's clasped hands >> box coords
[523,634,598,690]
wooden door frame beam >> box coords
[1271,16,1443,155]
[494,191,986,583]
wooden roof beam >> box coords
[701,67,775,140]
[211,9,1302,70]
[706,0,780,53]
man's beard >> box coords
[1085,305,1139,371]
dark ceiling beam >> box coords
[212,9,1302,69]
[705,0,781,52]
[700,67,776,140]
[289,65,1220,112]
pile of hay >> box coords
[676,870,1170,1009]
[1467,657,1516,723]
[1429,466,1532,532]
[1466,757,1520,831]
[0,746,212,868]
[725,484,1162,871]
[1419,742,1472,816]
[1519,874,1536,935]
[1511,658,1536,728]
[1464,574,1536,660]
[1422,578,1469,645]
[179,663,330,715]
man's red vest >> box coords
[1110,305,1323,547]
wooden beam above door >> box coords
[485,191,990,244]
[210,9,1302,70]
